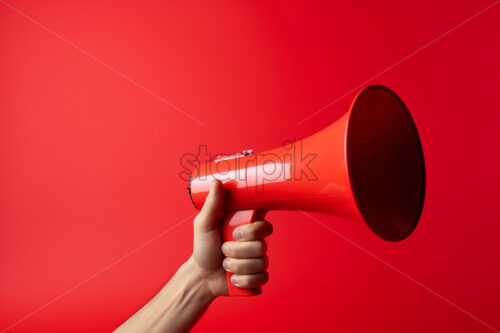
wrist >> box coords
[172,256,217,303]
[183,255,226,298]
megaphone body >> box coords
[188,85,425,296]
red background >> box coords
[1,1,499,332]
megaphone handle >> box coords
[221,209,268,296]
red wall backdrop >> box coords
[1,1,499,332]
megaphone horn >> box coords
[188,85,426,296]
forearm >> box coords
[115,257,215,333]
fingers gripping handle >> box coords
[221,210,267,296]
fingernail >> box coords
[209,180,216,194]
[233,229,243,241]
[223,259,231,271]
[221,243,228,254]
[230,275,239,286]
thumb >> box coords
[193,179,225,233]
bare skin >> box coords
[115,179,272,333]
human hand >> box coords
[190,179,273,297]
[115,179,272,332]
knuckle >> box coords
[261,271,270,284]
[245,227,257,240]
[245,242,259,257]
[256,220,272,234]
[259,257,267,270]
[230,260,241,274]
[256,241,266,255]
[249,259,264,273]
[232,244,245,258]
[252,221,266,237]
[251,259,265,272]
[265,221,274,234]
[263,256,269,269]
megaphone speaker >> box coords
[188,85,426,296]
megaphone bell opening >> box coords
[346,85,426,242]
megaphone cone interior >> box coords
[345,85,425,241]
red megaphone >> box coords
[188,85,425,296]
